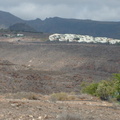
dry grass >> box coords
[50,92,99,102]
[50,92,76,101]
[2,92,41,100]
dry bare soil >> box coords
[0,39,120,120]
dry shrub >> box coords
[67,95,76,100]
[50,92,76,101]
[4,92,40,100]
[27,92,40,100]
[50,92,68,101]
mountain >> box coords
[0,10,23,28]
[9,23,37,32]
[26,18,43,32]
[0,10,120,39]
[27,17,120,39]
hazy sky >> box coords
[0,0,120,21]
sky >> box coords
[0,0,120,21]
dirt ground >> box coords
[0,41,120,94]
[0,94,120,120]
[0,36,120,120]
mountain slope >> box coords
[0,10,23,28]
[9,23,37,32]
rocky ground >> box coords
[0,41,120,93]
[0,36,120,119]
[0,93,120,120]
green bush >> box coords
[96,80,115,100]
[82,83,98,96]
[113,73,120,101]
[81,73,120,101]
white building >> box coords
[49,34,120,45]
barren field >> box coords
[0,94,120,120]
[0,41,120,93]
[0,39,120,120]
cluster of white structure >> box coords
[49,34,120,44]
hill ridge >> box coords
[0,10,120,39]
